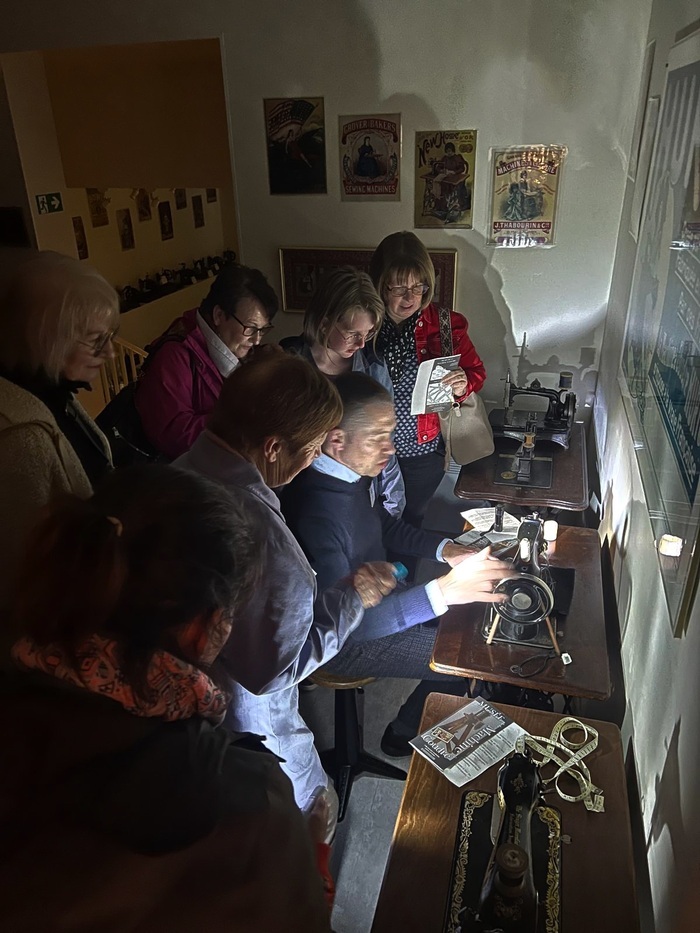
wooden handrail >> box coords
[99,336,148,402]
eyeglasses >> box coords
[333,323,376,345]
[385,283,430,298]
[231,313,274,338]
[78,329,118,357]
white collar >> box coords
[311,453,362,484]
[196,310,240,377]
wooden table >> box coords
[431,526,611,701]
[372,694,639,933]
[454,421,589,511]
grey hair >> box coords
[0,250,119,381]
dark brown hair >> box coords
[11,465,259,695]
[209,348,343,454]
[199,263,279,324]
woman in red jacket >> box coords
[369,231,486,539]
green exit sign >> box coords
[35,192,63,214]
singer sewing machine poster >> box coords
[619,29,700,635]
[414,130,476,228]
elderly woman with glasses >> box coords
[369,231,486,541]
[0,250,118,604]
[280,265,405,516]
[135,263,278,460]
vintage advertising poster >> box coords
[72,216,88,260]
[338,113,400,201]
[487,145,567,247]
[620,30,700,634]
[116,208,135,251]
[414,130,476,228]
[86,188,109,228]
[264,97,327,195]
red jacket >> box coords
[414,303,486,445]
[135,308,224,460]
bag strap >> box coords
[437,306,454,356]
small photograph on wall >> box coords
[158,201,174,241]
[174,188,187,210]
[206,188,218,203]
[414,130,476,228]
[264,97,327,195]
[192,194,205,229]
[338,114,401,201]
[72,216,89,260]
[86,188,109,228]
[487,145,567,247]
[116,208,135,251]
[135,188,152,222]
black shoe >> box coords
[380,724,414,758]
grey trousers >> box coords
[323,623,467,736]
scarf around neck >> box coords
[11,634,228,723]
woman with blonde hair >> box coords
[281,265,405,515]
[0,250,118,602]
[370,232,486,540]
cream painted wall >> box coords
[595,4,700,932]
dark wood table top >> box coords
[431,526,611,700]
[454,421,589,510]
[372,694,639,933]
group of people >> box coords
[0,233,508,930]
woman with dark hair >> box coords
[135,263,279,460]
[176,349,396,824]
[280,265,405,515]
[0,465,332,931]
[0,250,119,603]
[369,231,486,538]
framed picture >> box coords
[487,145,567,247]
[86,187,109,228]
[72,216,88,260]
[619,28,700,636]
[206,188,218,203]
[414,130,476,228]
[158,201,174,240]
[192,194,205,229]
[338,113,400,201]
[116,208,135,251]
[174,188,187,210]
[264,97,327,194]
[279,246,457,313]
[135,188,152,222]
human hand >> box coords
[441,366,469,398]
[351,561,398,608]
[436,547,512,606]
[441,541,479,567]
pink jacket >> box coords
[414,303,486,445]
[135,308,224,460]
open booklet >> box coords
[410,354,461,415]
[410,697,527,787]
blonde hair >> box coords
[0,251,119,381]
[368,231,436,310]
[302,266,384,349]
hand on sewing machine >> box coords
[436,547,511,606]
[441,540,480,566]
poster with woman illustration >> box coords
[487,145,567,247]
[338,113,401,201]
[264,97,327,195]
[414,130,476,227]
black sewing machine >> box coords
[489,370,577,449]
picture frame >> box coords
[279,246,457,313]
[264,97,327,195]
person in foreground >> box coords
[0,465,332,932]
[176,350,396,815]
[0,250,117,606]
[135,263,278,460]
[280,265,405,516]
[282,373,510,756]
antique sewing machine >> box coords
[481,517,560,651]
[489,370,577,449]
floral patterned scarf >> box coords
[12,634,228,723]
[376,308,423,384]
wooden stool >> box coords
[310,671,407,822]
